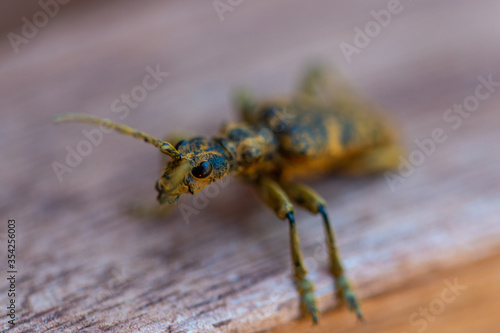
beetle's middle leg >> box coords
[254,177,319,323]
[282,182,364,321]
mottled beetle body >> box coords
[54,66,403,324]
[235,97,397,179]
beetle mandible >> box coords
[54,65,403,324]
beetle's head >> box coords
[52,114,233,205]
[156,137,233,204]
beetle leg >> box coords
[296,64,371,116]
[254,177,319,323]
[233,88,257,123]
[297,64,330,100]
[282,182,364,321]
[296,64,349,105]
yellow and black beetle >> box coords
[54,65,403,324]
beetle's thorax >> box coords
[216,122,280,179]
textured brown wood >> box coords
[271,252,500,333]
[1,1,500,332]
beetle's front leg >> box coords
[254,177,319,323]
[282,182,364,321]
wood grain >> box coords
[271,252,500,333]
[1,1,499,332]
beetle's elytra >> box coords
[54,65,403,324]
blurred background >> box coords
[1,1,499,332]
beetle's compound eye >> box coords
[191,161,212,179]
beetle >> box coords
[53,65,403,324]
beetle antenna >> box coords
[53,113,182,160]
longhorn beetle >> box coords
[54,65,403,324]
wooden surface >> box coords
[272,253,500,333]
[1,1,500,332]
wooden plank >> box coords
[271,252,500,333]
[1,0,499,332]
